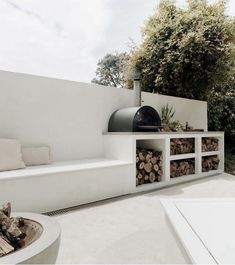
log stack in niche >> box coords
[202,138,219,152]
[136,148,163,186]
[202,156,220,172]
[171,138,194,155]
[0,203,25,257]
[170,159,195,178]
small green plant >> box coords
[161,104,175,124]
[169,120,184,132]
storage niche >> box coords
[202,155,220,172]
[170,158,195,178]
[136,148,163,186]
[170,138,195,155]
[202,137,219,152]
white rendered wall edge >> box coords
[161,198,235,264]
[160,199,216,264]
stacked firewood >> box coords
[202,138,219,152]
[0,203,25,257]
[136,148,163,186]
[170,138,194,155]
[170,159,195,178]
[202,156,220,172]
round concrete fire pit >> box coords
[0,213,61,264]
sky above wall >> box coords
[0,0,235,83]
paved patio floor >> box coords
[54,173,235,264]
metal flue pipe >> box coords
[133,68,142,107]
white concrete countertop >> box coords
[104,131,224,136]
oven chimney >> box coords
[133,68,142,106]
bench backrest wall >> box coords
[0,70,208,162]
[0,71,135,161]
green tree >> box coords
[92,52,129,88]
[208,80,235,143]
[127,0,235,100]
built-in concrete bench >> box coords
[0,159,134,213]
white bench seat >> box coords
[0,158,134,213]
[0,159,132,180]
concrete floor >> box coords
[54,173,235,264]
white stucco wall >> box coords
[0,70,208,161]
[0,70,135,161]
[142,92,208,131]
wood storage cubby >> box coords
[104,132,224,192]
[202,137,219,152]
[170,138,195,155]
[170,158,195,178]
[136,148,163,186]
[202,155,220,172]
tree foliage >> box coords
[208,80,235,143]
[128,0,235,100]
[92,52,129,88]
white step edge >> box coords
[160,199,217,264]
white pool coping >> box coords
[161,198,235,264]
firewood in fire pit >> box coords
[10,217,25,228]
[0,237,14,256]
[0,203,26,256]
[0,203,11,218]
[0,211,25,241]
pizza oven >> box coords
[108,106,162,132]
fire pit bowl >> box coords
[0,213,61,264]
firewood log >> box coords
[0,237,14,256]
[150,156,157,164]
[137,172,143,180]
[137,162,145,170]
[0,211,25,242]
[144,174,149,181]
[153,164,159,172]
[139,152,145,162]
[136,148,163,186]
[171,159,195,178]
[145,153,152,163]
[171,138,194,155]
[149,172,156,183]
[144,162,152,173]
[136,156,140,163]
[202,138,219,152]
[1,203,11,218]
[202,156,219,172]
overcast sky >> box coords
[0,0,235,83]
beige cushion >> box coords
[0,139,25,171]
[22,146,51,166]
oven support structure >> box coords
[103,132,224,193]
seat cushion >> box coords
[22,146,51,166]
[0,139,25,171]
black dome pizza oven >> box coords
[108,106,162,132]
